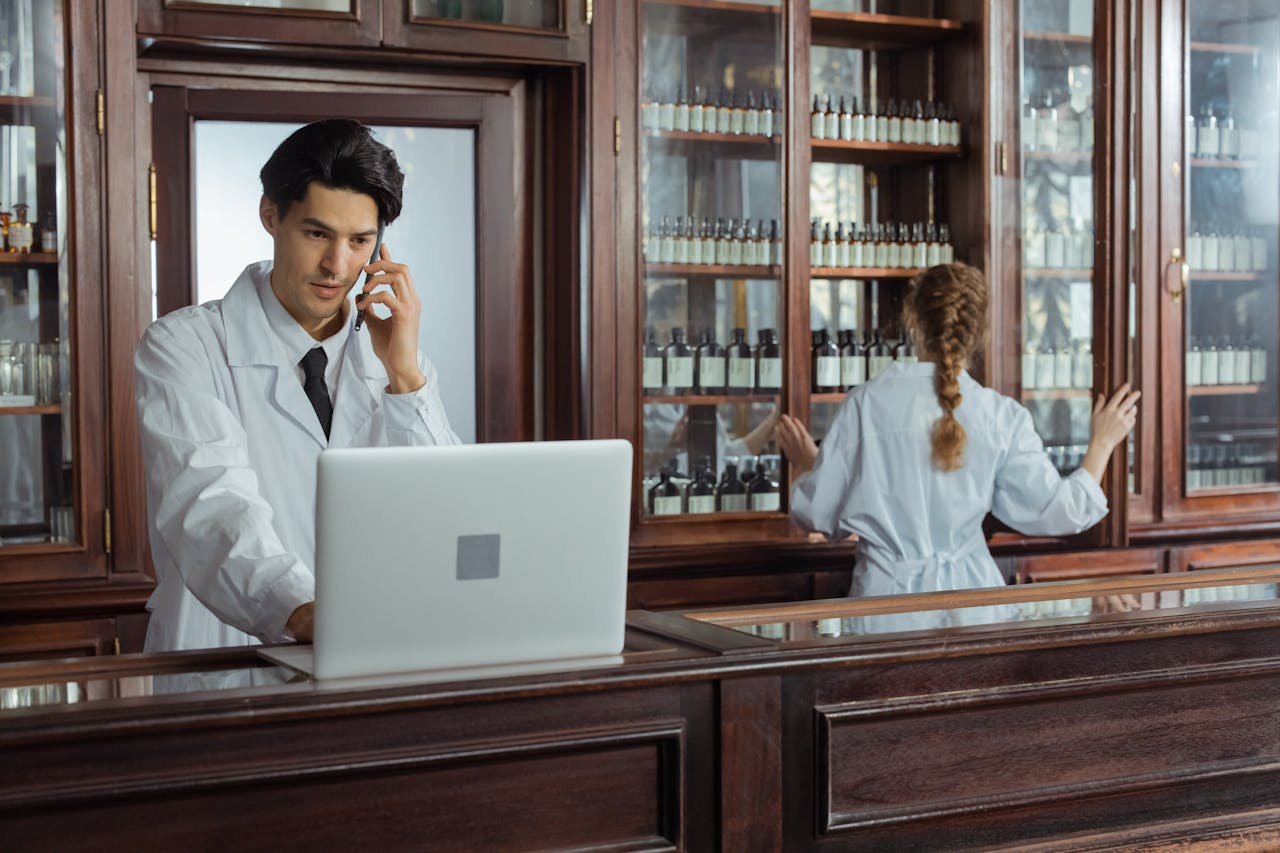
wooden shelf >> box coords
[647,129,778,144]
[645,0,778,14]
[811,11,965,50]
[1024,268,1093,279]
[1024,31,1091,46]
[645,129,779,160]
[643,508,787,522]
[1190,158,1258,169]
[0,95,56,122]
[644,394,779,405]
[811,392,849,404]
[811,266,921,279]
[1188,384,1263,397]
[1189,271,1264,282]
[1190,41,1261,55]
[810,139,963,166]
[0,404,60,416]
[1023,388,1091,401]
[0,252,58,266]
[645,263,780,278]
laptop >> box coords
[260,439,632,680]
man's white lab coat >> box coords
[135,262,459,652]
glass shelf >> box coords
[810,139,963,166]
[810,11,965,50]
[645,264,780,278]
[810,266,922,278]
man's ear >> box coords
[259,195,279,236]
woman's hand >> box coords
[1079,382,1141,483]
[777,414,820,476]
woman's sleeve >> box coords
[789,399,859,541]
[990,404,1108,536]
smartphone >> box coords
[353,223,385,332]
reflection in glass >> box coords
[1017,1,1096,476]
[640,1,785,517]
[177,0,351,11]
[412,0,557,29]
[1183,2,1279,492]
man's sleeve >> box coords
[378,355,463,446]
[135,324,313,642]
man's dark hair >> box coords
[260,119,404,226]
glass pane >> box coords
[176,0,351,10]
[807,23,960,437]
[1183,2,1280,493]
[411,0,558,30]
[0,0,76,547]
[188,120,479,443]
[639,0,784,517]
[1017,0,1096,476]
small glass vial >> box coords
[688,86,705,134]
[40,216,57,255]
[823,95,839,140]
[811,95,826,140]
[886,99,903,143]
[838,96,854,141]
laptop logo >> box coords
[456,533,501,580]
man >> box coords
[135,119,460,652]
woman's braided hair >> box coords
[903,263,989,472]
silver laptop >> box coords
[262,439,632,680]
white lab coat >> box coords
[135,262,460,652]
[792,361,1106,631]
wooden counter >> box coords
[7,581,1280,851]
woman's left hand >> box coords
[777,414,819,476]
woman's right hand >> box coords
[777,414,820,476]
[1079,382,1141,483]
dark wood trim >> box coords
[0,580,153,622]
[136,0,382,48]
[720,675,784,851]
[149,86,193,316]
[381,0,589,65]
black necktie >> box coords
[300,346,333,440]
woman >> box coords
[777,263,1139,619]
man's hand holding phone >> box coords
[354,243,428,395]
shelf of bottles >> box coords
[807,3,959,441]
[1014,0,1098,476]
[639,0,785,519]
[1180,2,1280,494]
[0,1,76,549]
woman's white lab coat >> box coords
[791,361,1106,631]
[135,262,460,652]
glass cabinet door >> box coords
[1174,2,1280,506]
[0,1,76,549]
[1014,1,1099,484]
[638,0,785,520]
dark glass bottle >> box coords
[812,328,841,392]
[695,328,726,395]
[748,457,781,512]
[867,329,893,380]
[841,328,866,388]
[894,336,917,364]
[718,461,748,512]
[664,326,694,394]
[687,456,717,515]
[756,328,782,393]
[648,469,683,516]
[727,327,755,394]
[643,325,664,393]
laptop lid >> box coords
[288,439,632,680]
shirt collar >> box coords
[256,267,350,367]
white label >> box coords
[1252,349,1267,384]
[816,356,841,387]
[1198,126,1220,158]
[842,356,866,387]
[1073,351,1092,388]
[687,494,716,514]
[1054,352,1073,389]
[643,357,664,389]
[699,357,726,388]
[1022,352,1037,389]
[1252,237,1267,271]
[839,114,853,140]
[729,110,745,134]
[652,495,682,515]
[875,115,888,141]
[689,106,704,133]
[658,103,675,132]
[868,355,894,379]
[728,357,754,389]
[1201,350,1220,385]
[825,113,839,140]
[1235,235,1251,271]
[811,113,826,139]
[720,493,749,512]
[758,357,782,388]
[1036,353,1057,389]
[744,111,759,136]
[751,491,781,512]
[673,104,689,132]
[666,356,694,388]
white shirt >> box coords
[135,261,461,652]
[791,361,1107,607]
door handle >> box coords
[1166,247,1189,303]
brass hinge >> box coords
[995,141,1007,176]
[148,163,158,240]
[585,0,593,25]
[113,637,121,655]
[96,89,104,135]
[103,507,112,555]
[614,117,621,155]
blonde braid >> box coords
[904,263,989,471]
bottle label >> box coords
[751,492,781,512]
[1201,352,1220,385]
[1022,353,1037,390]
[1219,351,1237,384]
[869,355,893,379]
[1252,350,1267,384]
[643,357,664,389]
[9,223,33,252]
[666,356,694,388]
[842,356,866,387]
[729,357,754,389]
[720,493,749,512]
[687,494,716,514]
[816,356,841,388]
[699,358,726,388]
[758,357,782,388]
[652,495,682,516]
[1234,351,1250,385]
[1185,352,1201,386]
